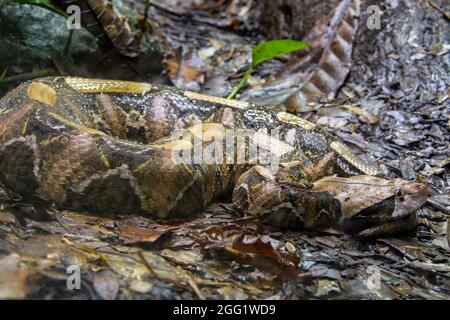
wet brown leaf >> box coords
[168,47,206,91]
[226,234,300,279]
[116,217,175,244]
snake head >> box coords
[313,175,429,238]
[390,176,429,219]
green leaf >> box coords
[227,39,308,99]
[13,0,68,18]
[252,39,309,67]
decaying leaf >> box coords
[242,0,361,109]
[56,210,115,239]
[222,234,301,279]
[116,217,175,244]
[427,194,450,214]
[48,0,167,82]
[53,0,139,57]
[314,279,341,297]
[167,47,206,91]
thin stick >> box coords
[0,68,55,84]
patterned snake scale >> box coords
[0,77,427,237]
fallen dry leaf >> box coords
[116,217,176,244]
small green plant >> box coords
[227,39,309,99]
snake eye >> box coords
[396,189,405,202]
[315,208,331,226]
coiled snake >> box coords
[0,77,428,237]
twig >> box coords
[137,0,151,42]
[185,273,206,300]
[63,29,74,59]
[427,0,450,21]
[0,68,55,84]
[137,251,157,276]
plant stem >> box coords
[0,67,8,81]
[138,0,150,42]
[63,29,74,59]
[227,66,253,100]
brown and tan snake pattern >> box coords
[0,77,428,237]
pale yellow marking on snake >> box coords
[132,160,150,173]
[184,91,250,110]
[254,164,277,180]
[47,112,108,136]
[39,138,52,147]
[0,109,12,115]
[152,139,193,151]
[39,133,69,147]
[253,131,294,157]
[64,77,152,94]
[98,148,111,168]
[21,117,30,136]
[276,112,315,130]
[314,176,396,188]
[27,82,57,107]
[182,163,194,176]
[0,103,34,140]
[65,77,250,109]
[330,141,379,176]
[188,123,227,141]
[131,147,193,175]
[250,182,262,191]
